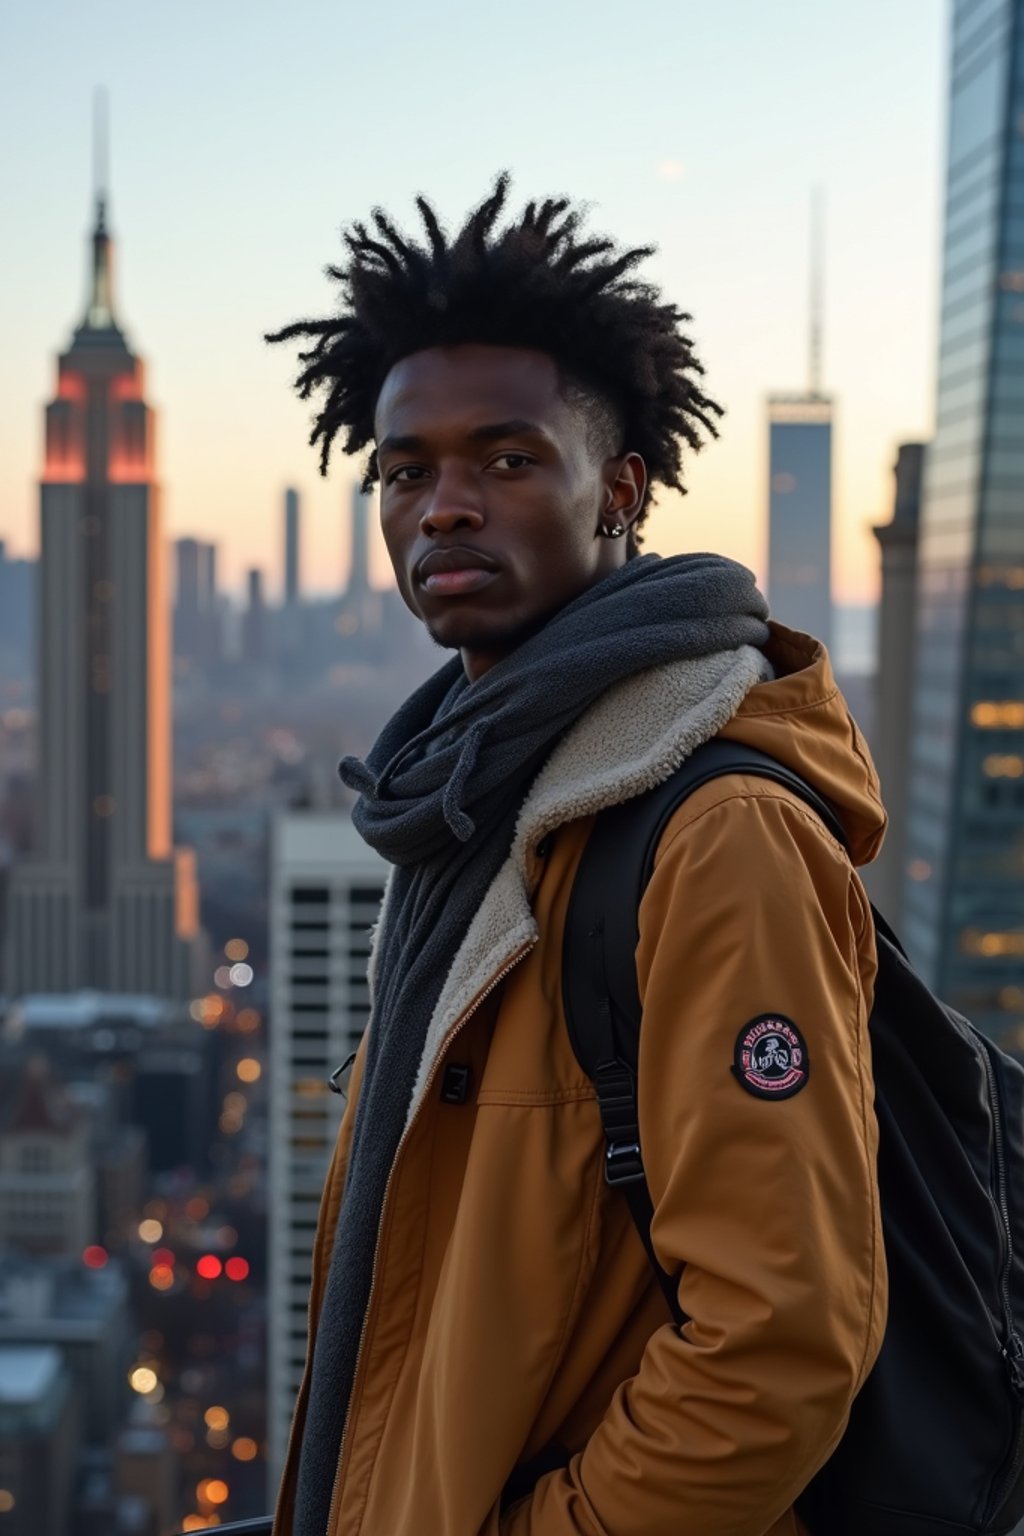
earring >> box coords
[603,522,626,538]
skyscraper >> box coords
[173,536,201,661]
[4,182,199,1000]
[199,539,221,664]
[172,537,221,668]
[766,398,833,646]
[284,488,301,606]
[867,444,926,926]
[347,482,371,600]
[267,810,386,1489]
[242,567,267,665]
[766,195,833,649]
[903,0,1024,1048]
[0,541,36,687]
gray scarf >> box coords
[291,553,770,1534]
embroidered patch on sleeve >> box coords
[732,1014,810,1100]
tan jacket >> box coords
[274,624,888,1536]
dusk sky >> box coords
[1,1,947,603]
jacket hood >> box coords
[719,621,886,869]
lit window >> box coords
[961,929,1024,958]
[972,702,1024,729]
[983,755,1024,778]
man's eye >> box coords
[387,465,429,484]
[492,453,533,471]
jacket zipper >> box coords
[323,940,536,1536]
[979,1033,1024,1521]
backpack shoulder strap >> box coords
[561,737,849,1325]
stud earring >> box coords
[603,522,626,538]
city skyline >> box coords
[0,0,946,605]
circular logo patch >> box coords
[732,1014,809,1100]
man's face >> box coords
[374,344,646,681]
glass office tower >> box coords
[904,0,1024,1048]
[767,396,833,650]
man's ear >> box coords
[601,451,647,532]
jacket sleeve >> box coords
[501,784,886,1536]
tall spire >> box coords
[809,186,824,397]
[83,88,117,331]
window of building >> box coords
[19,1145,52,1174]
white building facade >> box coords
[267,810,387,1488]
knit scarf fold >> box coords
[291,553,770,1535]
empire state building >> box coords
[6,188,200,999]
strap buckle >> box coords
[328,1051,357,1097]
[605,1140,645,1186]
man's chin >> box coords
[425,615,544,661]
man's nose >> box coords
[419,467,484,537]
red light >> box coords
[110,368,143,401]
[225,1257,249,1283]
[152,1248,175,1268]
[57,371,86,401]
[108,455,149,485]
[196,1255,223,1280]
[43,455,86,484]
[83,1245,108,1269]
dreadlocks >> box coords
[267,173,722,544]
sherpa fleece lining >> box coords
[364,643,773,1132]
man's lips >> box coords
[415,547,500,596]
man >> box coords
[268,176,886,1536]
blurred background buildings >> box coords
[899,0,1024,1046]
[0,0,1023,1529]
[0,158,433,1535]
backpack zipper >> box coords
[323,940,535,1536]
[979,1033,1024,1524]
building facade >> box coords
[267,810,386,1489]
[5,192,199,1000]
[767,395,834,649]
[284,488,301,607]
[866,444,926,926]
[0,1256,131,1450]
[903,0,1024,1048]
[0,543,36,694]
[347,483,371,600]
[0,1345,77,1536]
[0,1059,94,1259]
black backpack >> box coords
[562,738,1024,1536]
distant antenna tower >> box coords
[93,86,109,219]
[809,187,824,396]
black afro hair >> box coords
[267,173,722,547]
